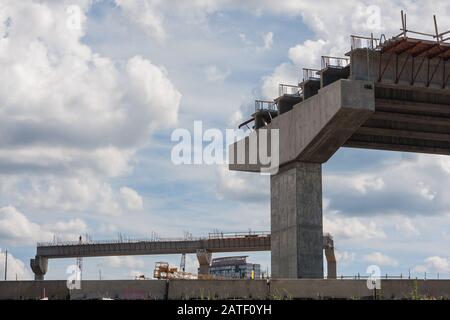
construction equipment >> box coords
[153,262,196,280]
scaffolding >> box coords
[153,262,196,280]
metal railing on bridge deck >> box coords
[208,231,270,240]
[37,236,205,247]
[278,84,302,97]
[321,56,350,70]
[255,100,277,113]
[337,274,444,280]
[302,68,320,82]
[350,35,380,51]
[37,231,271,247]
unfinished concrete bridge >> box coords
[31,232,336,280]
[230,12,450,279]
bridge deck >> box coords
[36,235,271,259]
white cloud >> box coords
[418,182,435,201]
[0,1,181,216]
[363,252,399,267]
[257,0,450,115]
[257,32,273,52]
[115,0,166,42]
[98,223,118,234]
[394,217,420,237]
[261,38,327,99]
[288,39,327,67]
[0,206,87,245]
[414,265,427,273]
[415,256,450,274]
[324,215,386,240]
[261,62,299,99]
[45,218,88,237]
[0,176,123,216]
[204,65,231,82]
[324,154,450,217]
[335,251,356,266]
[0,206,50,245]
[326,174,385,195]
[0,249,32,280]
[107,256,145,269]
[216,165,269,202]
[120,187,144,211]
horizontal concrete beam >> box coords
[229,80,375,172]
[36,237,271,259]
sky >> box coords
[0,0,450,281]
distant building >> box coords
[209,256,260,279]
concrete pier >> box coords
[196,249,212,276]
[271,162,323,279]
[30,256,48,281]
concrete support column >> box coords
[30,256,48,281]
[271,162,323,279]
[196,249,212,276]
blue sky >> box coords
[1,0,450,281]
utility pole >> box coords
[4,250,8,281]
[180,253,186,272]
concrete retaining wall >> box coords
[168,280,268,300]
[0,279,449,300]
[0,280,69,300]
[270,280,371,299]
[70,280,167,300]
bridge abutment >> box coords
[271,162,324,279]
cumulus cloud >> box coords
[324,155,450,217]
[0,206,50,245]
[0,249,32,280]
[115,0,166,42]
[120,187,144,211]
[324,215,386,240]
[0,0,181,216]
[288,39,327,67]
[0,206,87,245]
[216,165,269,202]
[261,62,299,99]
[414,256,450,274]
[363,252,399,267]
